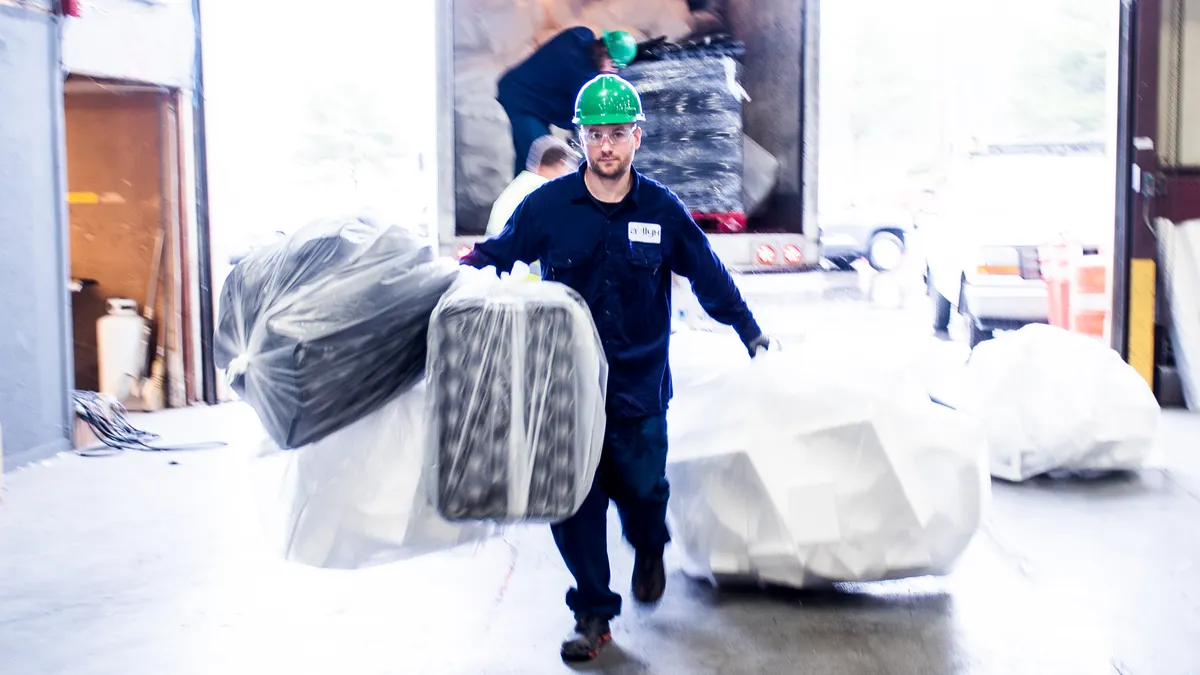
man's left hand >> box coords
[747,334,771,358]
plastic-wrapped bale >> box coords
[214,216,459,450]
[959,323,1161,482]
[425,269,608,523]
[623,54,745,215]
[253,383,494,569]
[665,331,990,588]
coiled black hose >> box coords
[72,390,227,457]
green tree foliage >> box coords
[295,81,409,193]
[1006,0,1111,140]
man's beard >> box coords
[589,155,631,180]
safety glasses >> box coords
[581,125,638,147]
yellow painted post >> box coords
[1127,258,1157,388]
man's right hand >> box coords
[747,334,771,358]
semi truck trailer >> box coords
[434,0,820,273]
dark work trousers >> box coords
[503,106,552,178]
[551,413,672,620]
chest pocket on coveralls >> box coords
[627,242,663,274]
[543,248,590,284]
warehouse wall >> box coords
[1177,0,1200,165]
[0,2,75,468]
[61,0,195,87]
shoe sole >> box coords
[561,632,612,663]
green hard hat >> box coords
[602,30,638,68]
[572,74,646,126]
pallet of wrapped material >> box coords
[425,268,608,523]
[666,332,990,588]
[254,383,494,570]
[959,324,1160,482]
[623,55,745,215]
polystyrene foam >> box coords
[666,332,990,587]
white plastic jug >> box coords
[97,298,146,401]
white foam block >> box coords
[666,332,990,588]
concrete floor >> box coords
[3,269,1200,674]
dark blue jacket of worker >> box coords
[462,165,762,420]
[497,27,599,130]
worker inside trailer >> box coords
[462,74,771,664]
[486,135,580,237]
[496,27,638,178]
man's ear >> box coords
[633,126,643,150]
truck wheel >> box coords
[867,231,905,271]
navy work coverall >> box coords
[497,27,600,178]
[462,165,762,620]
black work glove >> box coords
[747,334,771,358]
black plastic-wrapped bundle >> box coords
[624,53,745,214]
[214,216,460,449]
[638,34,746,62]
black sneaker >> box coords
[632,549,666,604]
[560,615,612,663]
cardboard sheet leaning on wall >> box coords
[743,134,779,216]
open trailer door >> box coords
[437,0,821,271]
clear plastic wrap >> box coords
[624,53,745,214]
[666,331,990,588]
[959,324,1161,482]
[425,267,608,524]
[253,383,494,569]
[214,216,460,449]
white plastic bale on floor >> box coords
[959,324,1161,482]
[253,384,495,570]
[665,332,990,588]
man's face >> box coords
[598,54,618,74]
[579,124,641,180]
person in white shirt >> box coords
[487,135,581,236]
